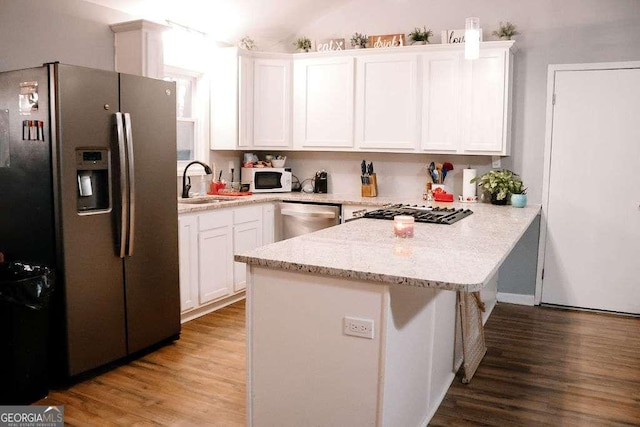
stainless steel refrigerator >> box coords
[0,63,180,379]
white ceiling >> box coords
[82,0,347,46]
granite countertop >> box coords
[177,192,475,213]
[232,199,540,292]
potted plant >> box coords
[293,36,312,52]
[408,26,433,45]
[510,182,527,208]
[492,21,519,40]
[350,32,368,49]
[239,36,256,51]
[470,169,525,206]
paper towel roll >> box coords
[462,169,477,201]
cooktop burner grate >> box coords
[363,204,473,225]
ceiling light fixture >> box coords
[465,17,480,60]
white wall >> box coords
[0,0,134,72]
[294,0,640,203]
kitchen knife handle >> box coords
[115,113,128,259]
[124,112,135,257]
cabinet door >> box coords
[294,57,355,148]
[355,54,419,150]
[211,48,242,150]
[233,206,263,292]
[238,55,254,148]
[461,49,509,154]
[178,215,199,312]
[198,211,233,304]
[262,203,275,244]
[421,52,462,152]
[252,58,292,148]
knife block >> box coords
[361,173,378,197]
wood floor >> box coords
[38,301,640,426]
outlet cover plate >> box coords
[344,316,374,339]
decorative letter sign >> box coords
[368,34,406,48]
[441,29,483,44]
[316,39,345,52]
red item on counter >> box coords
[432,187,454,202]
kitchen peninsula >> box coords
[236,202,539,426]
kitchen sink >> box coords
[178,196,228,205]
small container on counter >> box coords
[393,215,415,238]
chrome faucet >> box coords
[181,161,213,198]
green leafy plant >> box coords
[350,32,368,48]
[492,21,519,40]
[471,169,526,201]
[409,26,433,43]
[294,37,312,52]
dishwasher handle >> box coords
[280,209,337,219]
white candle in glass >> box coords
[393,215,415,238]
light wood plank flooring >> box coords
[38,301,640,426]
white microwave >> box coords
[241,167,292,193]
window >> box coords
[165,70,197,162]
[163,27,210,175]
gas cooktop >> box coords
[363,204,473,225]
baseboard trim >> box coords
[181,291,246,324]
[497,292,535,306]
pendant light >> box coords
[465,17,480,60]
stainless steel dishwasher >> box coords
[279,202,342,240]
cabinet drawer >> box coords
[233,205,262,224]
[199,209,233,231]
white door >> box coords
[293,57,355,148]
[421,51,462,152]
[355,54,419,150]
[198,211,234,304]
[460,49,508,154]
[541,65,640,314]
[233,205,263,292]
[252,58,291,148]
[178,215,198,312]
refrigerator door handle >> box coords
[124,112,135,257]
[116,112,128,259]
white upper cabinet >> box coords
[111,20,169,79]
[293,57,355,149]
[421,51,462,152]
[211,42,513,155]
[420,45,513,155]
[211,49,291,150]
[461,48,510,154]
[355,54,419,151]
[251,59,292,148]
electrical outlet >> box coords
[344,317,374,339]
[491,156,502,168]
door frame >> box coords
[535,60,640,305]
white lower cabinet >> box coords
[198,210,234,303]
[178,215,198,312]
[232,206,263,292]
[178,204,269,321]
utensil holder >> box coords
[361,173,378,197]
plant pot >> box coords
[510,193,527,208]
[412,41,426,45]
[490,194,508,205]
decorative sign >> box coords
[316,38,345,52]
[441,29,483,44]
[368,34,406,48]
